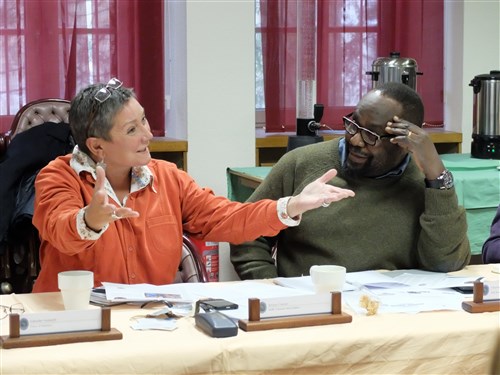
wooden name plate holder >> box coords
[462,280,500,313]
[1,307,122,349]
[239,292,352,332]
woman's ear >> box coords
[86,137,104,159]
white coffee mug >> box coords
[309,265,346,293]
[58,270,94,310]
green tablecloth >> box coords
[441,154,500,255]
[227,154,500,255]
[226,167,271,203]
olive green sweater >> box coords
[230,138,471,279]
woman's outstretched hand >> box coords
[286,169,355,218]
[84,165,140,231]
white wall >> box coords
[183,0,255,281]
[164,1,187,141]
[445,0,500,153]
[171,0,500,281]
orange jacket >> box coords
[32,156,284,292]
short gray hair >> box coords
[69,81,135,155]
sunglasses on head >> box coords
[94,77,123,103]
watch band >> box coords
[425,169,454,190]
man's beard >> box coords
[342,148,373,178]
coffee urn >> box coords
[366,51,423,91]
[469,70,500,159]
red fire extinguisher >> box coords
[188,238,219,282]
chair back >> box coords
[0,99,70,156]
[175,234,209,283]
[11,98,70,136]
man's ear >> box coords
[86,137,104,158]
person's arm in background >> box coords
[482,204,500,263]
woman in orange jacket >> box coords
[32,78,355,292]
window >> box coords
[255,1,265,126]
[0,0,115,114]
[0,0,28,116]
[255,0,379,131]
[256,0,444,132]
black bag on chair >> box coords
[0,121,74,293]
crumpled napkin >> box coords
[130,317,178,331]
[129,304,194,331]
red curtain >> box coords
[0,0,165,136]
[261,0,443,132]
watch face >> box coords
[439,170,454,189]
[426,170,454,190]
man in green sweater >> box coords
[230,82,471,279]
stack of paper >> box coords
[274,269,482,314]
[90,282,195,306]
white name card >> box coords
[19,307,102,336]
[484,281,500,300]
[259,293,332,319]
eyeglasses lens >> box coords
[343,117,377,146]
[94,88,111,103]
[343,118,356,135]
[94,78,123,103]
[106,78,122,89]
[361,131,377,145]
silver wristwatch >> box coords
[425,169,454,190]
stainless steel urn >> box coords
[470,70,500,159]
[366,51,423,91]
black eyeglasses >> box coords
[342,112,394,146]
[94,77,123,103]
[1,303,25,319]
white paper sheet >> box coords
[382,269,478,289]
[343,286,466,314]
[96,269,493,318]
[273,269,484,315]
[274,276,356,292]
[102,282,195,303]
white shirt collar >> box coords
[69,145,155,205]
